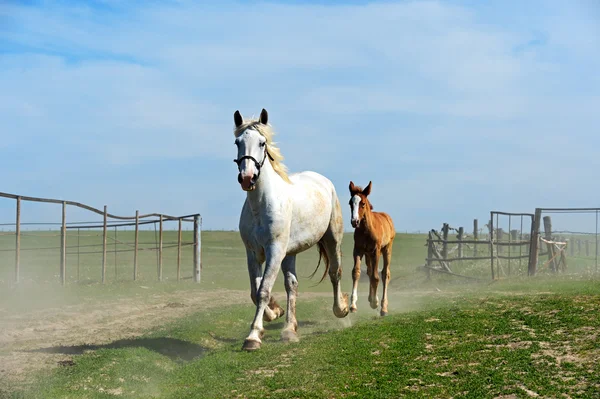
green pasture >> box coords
[5,277,600,399]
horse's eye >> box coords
[260,142,266,147]
[361,203,365,208]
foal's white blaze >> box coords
[350,195,361,226]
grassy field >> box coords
[2,231,600,398]
[5,278,599,398]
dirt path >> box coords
[0,284,441,389]
[0,288,252,386]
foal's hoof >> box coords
[281,329,299,343]
[350,305,358,313]
[380,310,388,317]
[370,301,379,310]
[242,339,261,351]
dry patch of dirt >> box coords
[0,289,250,385]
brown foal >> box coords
[348,181,396,316]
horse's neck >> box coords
[246,161,287,217]
[361,208,377,237]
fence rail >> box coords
[0,191,202,285]
[423,208,600,282]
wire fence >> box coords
[0,191,201,286]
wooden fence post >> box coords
[473,219,478,256]
[102,205,107,284]
[441,223,449,261]
[77,228,80,282]
[15,197,21,284]
[15,196,21,284]
[543,216,557,273]
[193,215,201,283]
[113,226,117,279]
[578,239,581,256]
[426,232,433,280]
[528,208,541,276]
[133,210,139,281]
[158,215,163,281]
[60,201,66,286]
[457,227,464,258]
[177,218,182,282]
[490,213,495,280]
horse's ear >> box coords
[260,108,268,125]
[349,181,357,194]
[362,181,372,196]
[234,110,243,128]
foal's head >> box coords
[349,181,373,228]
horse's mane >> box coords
[233,119,291,184]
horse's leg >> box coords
[365,253,373,305]
[380,244,392,316]
[242,243,287,351]
[368,250,381,310]
[246,249,283,322]
[281,255,299,343]
[321,199,349,318]
[350,248,363,313]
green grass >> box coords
[8,277,600,399]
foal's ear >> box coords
[259,108,269,125]
[362,181,372,196]
[349,181,357,194]
[234,110,243,128]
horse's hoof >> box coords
[370,301,379,310]
[281,329,300,343]
[334,305,349,318]
[242,339,261,351]
[350,306,358,313]
[380,311,388,317]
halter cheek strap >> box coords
[233,146,275,183]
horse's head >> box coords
[233,109,270,191]
[349,181,373,228]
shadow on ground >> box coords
[27,337,206,363]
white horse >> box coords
[233,108,349,351]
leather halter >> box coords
[233,145,274,184]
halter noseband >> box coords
[233,145,274,184]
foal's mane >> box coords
[233,119,291,184]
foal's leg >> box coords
[243,243,287,351]
[380,244,393,316]
[281,255,299,343]
[246,249,283,323]
[368,250,381,310]
[350,248,363,313]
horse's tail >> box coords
[308,241,330,284]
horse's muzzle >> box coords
[351,219,360,228]
[239,173,258,191]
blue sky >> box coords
[1,0,599,232]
